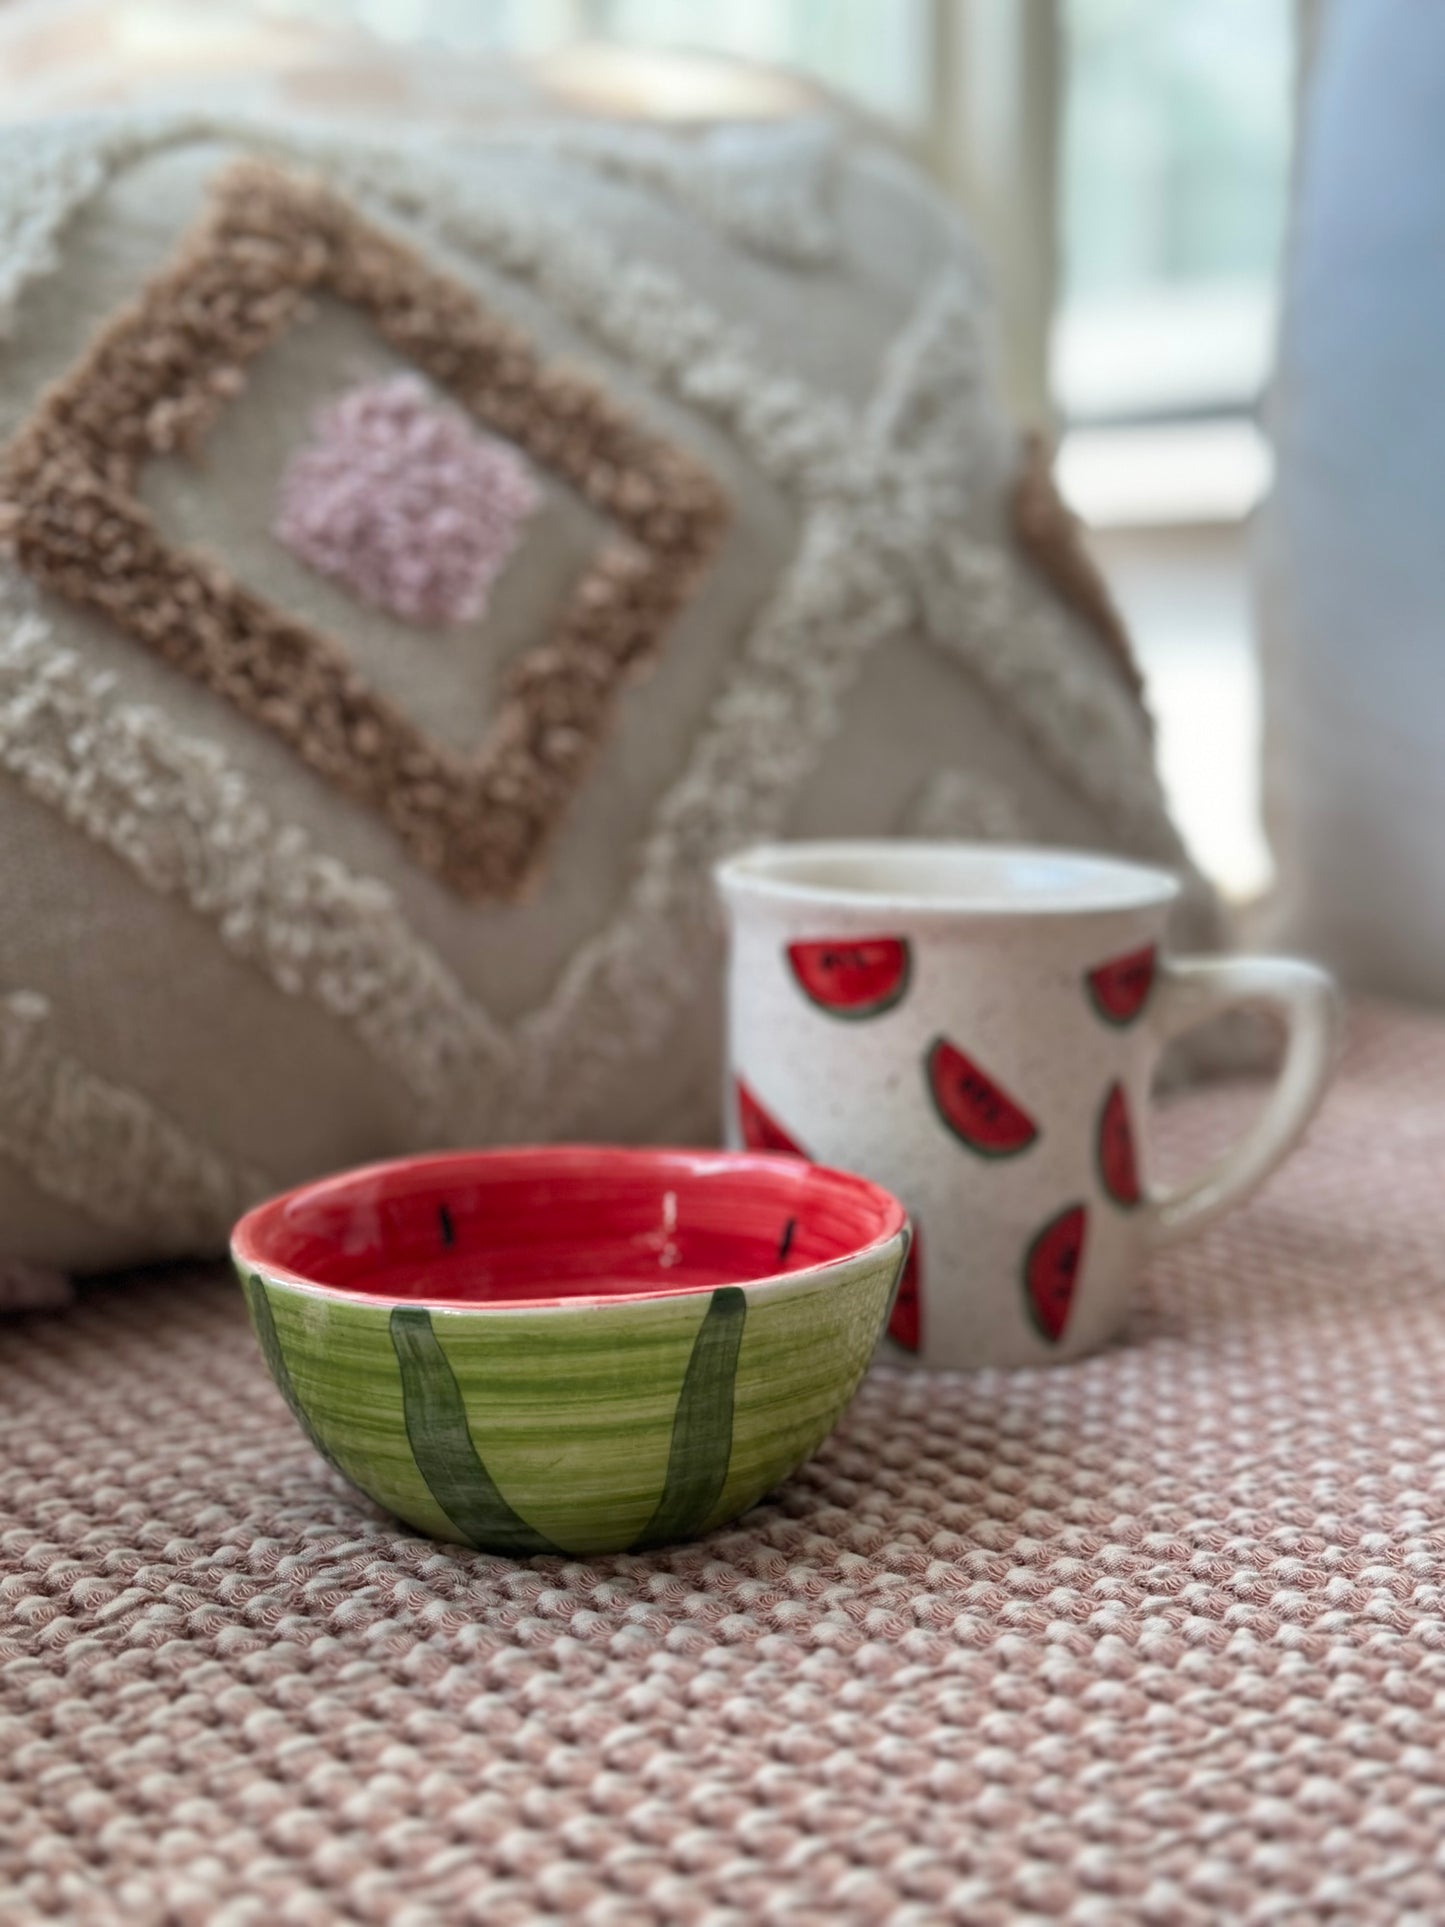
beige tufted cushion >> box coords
[0,109,1222,1272]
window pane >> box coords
[1056,0,1293,419]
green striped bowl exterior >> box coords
[237,1232,906,1555]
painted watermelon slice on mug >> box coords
[1022,1202,1088,1343]
[1097,1080,1141,1207]
[735,1078,807,1158]
[887,1224,922,1353]
[925,1037,1039,1158]
[1085,944,1157,1026]
[787,937,911,1020]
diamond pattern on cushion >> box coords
[0,161,729,902]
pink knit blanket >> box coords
[4,1001,1443,1923]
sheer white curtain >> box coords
[1259,0,1445,996]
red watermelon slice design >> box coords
[1085,944,1157,1026]
[1022,1202,1088,1343]
[735,1078,807,1158]
[1097,1081,1141,1207]
[887,1225,922,1353]
[925,1037,1039,1158]
[787,937,911,1020]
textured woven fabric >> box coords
[4,999,1444,1925]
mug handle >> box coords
[1145,956,1341,1248]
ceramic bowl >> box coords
[231,1145,910,1556]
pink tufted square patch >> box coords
[275,374,539,626]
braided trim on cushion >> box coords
[0,160,729,903]
[516,277,1217,1133]
[905,768,1040,842]
[353,140,854,498]
[537,121,841,266]
[0,117,125,338]
[879,279,1177,863]
[1010,429,1143,701]
[0,989,269,1243]
[0,597,513,1132]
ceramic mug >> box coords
[716,841,1338,1370]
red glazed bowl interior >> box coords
[232,1146,908,1310]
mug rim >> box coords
[715,839,1181,921]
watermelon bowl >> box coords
[231,1147,910,1557]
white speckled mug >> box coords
[716,842,1338,1369]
